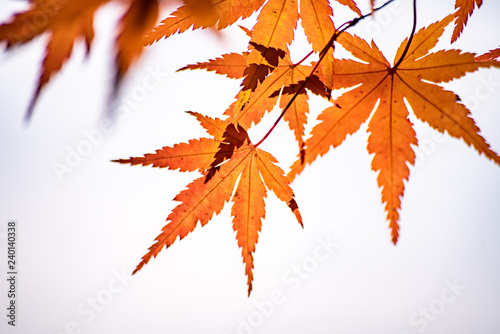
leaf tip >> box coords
[288,198,303,227]
[132,262,144,275]
[111,158,129,164]
[390,221,400,245]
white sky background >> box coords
[0,0,500,333]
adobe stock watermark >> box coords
[225,235,340,334]
[47,268,134,334]
[461,72,500,113]
[3,0,70,42]
[398,278,466,334]
[51,65,169,183]
[411,131,447,169]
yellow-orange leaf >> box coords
[289,15,500,243]
[226,54,328,150]
[116,118,301,294]
[0,0,158,119]
[143,0,266,46]
[26,11,95,120]
[281,90,310,150]
[112,138,221,172]
[185,111,228,140]
[115,0,159,85]
[300,0,335,90]
[255,148,303,226]
[250,0,298,53]
[476,47,500,61]
[178,52,249,79]
[0,3,55,46]
[231,150,266,295]
[336,0,362,16]
[132,148,248,274]
[112,111,231,171]
[229,61,307,127]
[243,0,299,91]
[0,0,106,119]
[0,0,106,47]
[451,0,482,43]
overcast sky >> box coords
[1,0,500,333]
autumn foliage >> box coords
[2,0,499,295]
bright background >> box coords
[1,0,499,333]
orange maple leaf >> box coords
[178,52,249,79]
[114,115,302,295]
[288,15,500,244]
[300,0,336,91]
[114,0,159,87]
[476,47,500,62]
[299,0,361,90]
[177,0,362,148]
[239,0,360,92]
[227,53,328,146]
[142,0,266,46]
[241,0,299,91]
[0,0,107,119]
[451,0,482,43]
[181,48,329,152]
[0,0,158,119]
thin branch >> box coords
[392,0,418,69]
[293,50,315,67]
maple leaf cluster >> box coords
[2,0,499,295]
